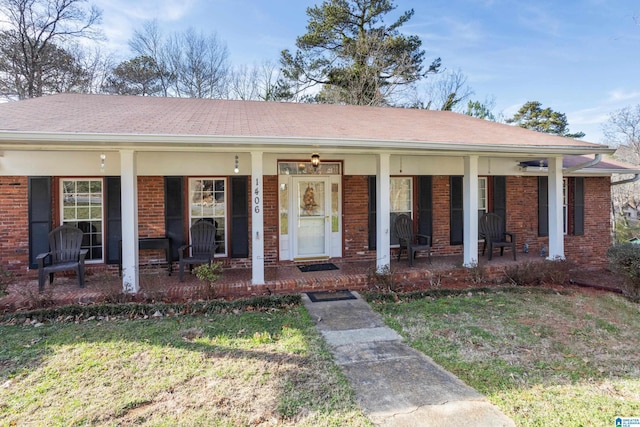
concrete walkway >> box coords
[302,291,515,427]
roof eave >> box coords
[0,131,616,156]
[521,166,640,176]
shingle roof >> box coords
[0,94,609,151]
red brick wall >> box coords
[565,177,611,267]
[262,176,279,265]
[136,176,168,266]
[0,177,29,275]
[506,176,539,252]
[432,176,459,255]
[137,176,166,238]
[505,176,610,268]
[343,175,375,261]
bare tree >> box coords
[75,45,116,94]
[411,69,474,111]
[604,105,640,161]
[126,22,229,98]
[227,61,285,101]
[0,0,102,99]
[129,20,172,96]
[603,105,640,235]
[166,28,229,98]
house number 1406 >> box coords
[254,178,260,213]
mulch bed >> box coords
[570,269,625,294]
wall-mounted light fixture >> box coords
[100,153,106,171]
[234,154,239,174]
[311,153,320,169]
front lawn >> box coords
[0,299,370,426]
[370,288,640,426]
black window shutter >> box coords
[368,176,376,250]
[450,176,463,245]
[105,176,122,264]
[163,177,185,260]
[492,176,507,227]
[28,177,52,269]
[538,176,549,237]
[573,177,585,236]
[230,176,249,258]
[417,176,432,240]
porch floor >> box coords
[0,252,613,312]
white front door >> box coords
[292,177,331,259]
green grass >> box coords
[370,288,640,426]
[0,300,371,426]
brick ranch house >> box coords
[0,94,637,293]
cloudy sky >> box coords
[96,1,640,143]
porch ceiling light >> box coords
[311,153,320,169]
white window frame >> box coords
[60,178,104,263]
[188,177,227,257]
[478,177,488,239]
[390,177,413,246]
[563,178,568,235]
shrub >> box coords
[193,261,223,283]
[193,261,223,300]
[606,243,640,302]
[367,265,398,293]
[503,259,571,287]
[465,262,488,284]
[0,267,13,296]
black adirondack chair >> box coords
[36,225,88,293]
[394,214,431,266]
[179,220,218,282]
[479,213,516,261]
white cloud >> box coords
[96,0,202,59]
[100,0,198,22]
[606,90,640,103]
[568,107,610,126]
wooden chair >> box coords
[179,220,218,282]
[36,225,88,293]
[479,213,516,261]
[394,214,431,266]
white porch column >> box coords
[120,150,139,293]
[376,153,391,271]
[463,155,479,267]
[547,156,565,260]
[251,151,265,285]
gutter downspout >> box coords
[612,174,640,186]
[563,154,602,174]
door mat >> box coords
[306,289,356,302]
[297,263,339,273]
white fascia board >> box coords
[0,131,616,156]
[520,166,640,176]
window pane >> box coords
[61,179,103,261]
[189,178,227,256]
[390,178,412,213]
[389,178,413,246]
[478,178,487,209]
[331,183,339,233]
[279,180,288,235]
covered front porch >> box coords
[2,251,574,311]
